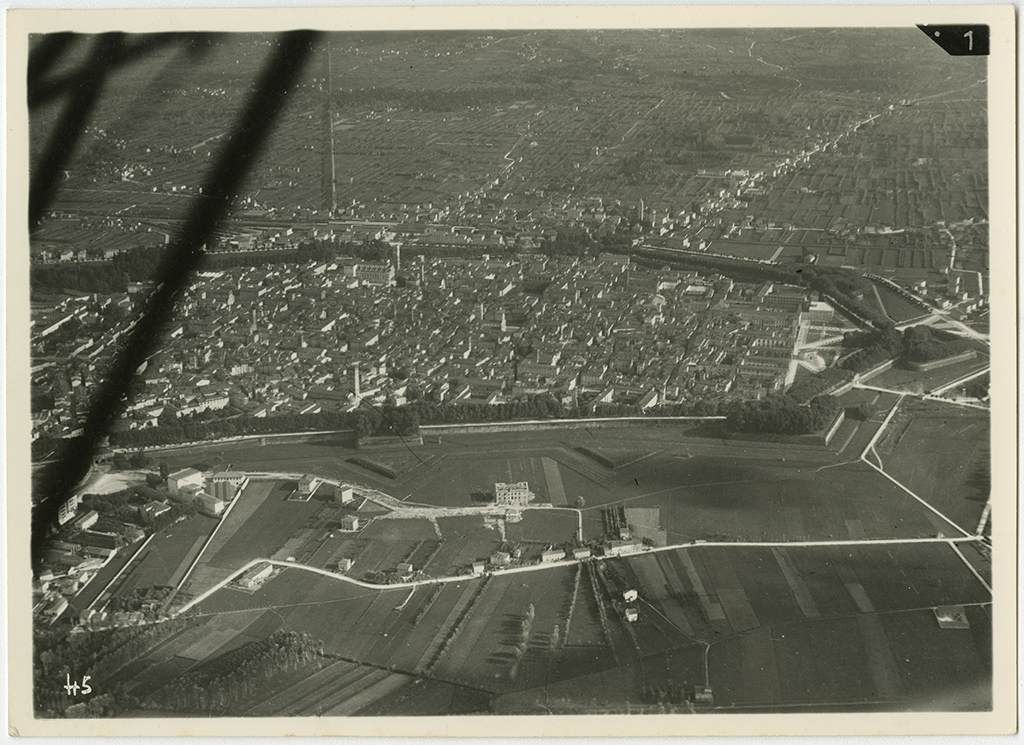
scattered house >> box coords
[297,474,321,495]
[934,605,971,629]
[336,557,353,573]
[340,514,359,531]
[238,562,273,590]
[167,467,205,496]
[572,547,592,560]
[471,560,486,575]
[624,607,639,623]
[336,487,355,504]
[693,686,715,704]
[494,481,532,507]
[44,596,69,624]
[623,589,639,603]
[604,539,643,557]
[397,562,414,578]
[138,500,171,524]
[71,510,99,532]
[490,551,512,567]
[540,549,564,564]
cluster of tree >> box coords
[361,405,420,438]
[110,450,158,471]
[33,617,191,717]
[145,631,323,713]
[786,367,855,403]
[641,682,693,705]
[538,228,597,258]
[634,249,890,329]
[105,586,174,615]
[31,240,360,298]
[79,485,196,531]
[962,376,989,399]
[725,394,840,436]
[840,325,974,373]
[902,325,974,363]
[108,409,360,448]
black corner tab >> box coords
[917,25,989,56]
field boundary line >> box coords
[947,540,992,593]
[860,393,904,460]
[174,535,987,617]
[85,533,155,611]
[862,459,972,538]
[169,493,247,601]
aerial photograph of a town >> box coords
[20,16,1005,727]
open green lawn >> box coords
[108,514,219,598]
[204,480,328,570]
[875,401,989,534]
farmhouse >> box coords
[336,557,353,573]
[540,549,564,564]
[572,547,592,560]
[605,539,643,557]
[167,467,205,496]
[623,589,638,603]
[494,481,532,507]
[624,607,639,623]
[238,562,273,590]
[397,562,414,579]
[471,561,486,575]
[297,474,322,496]
[490,551,512,567]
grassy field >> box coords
[870,282,929,323]
[582,455,946,544]
[875,400,989,534]
[135,534,991,714]
[203,480,328,571]
[105,514,218,601]
[428,515,502,576]
[869,355,990,395]
[505,510,580,547]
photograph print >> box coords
[9,5,1016,736]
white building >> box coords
[495,481,532,507]
[167,467,205,496]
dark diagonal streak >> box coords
[31,30,320,570]
[29,33,123,230]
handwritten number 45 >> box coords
[64,674,92,697]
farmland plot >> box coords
[875,402,989,534]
